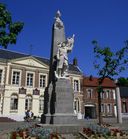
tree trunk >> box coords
[98,90,103,125]
[97,81,103,125]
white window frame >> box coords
[11,69,21,86]
[39,95,44,112]
[106,104,112,114]
[73,79,80,92]
[112,90,116,99]
[10,94,18,110]
[26,71,35,87]
[86,88,93,99]
[105,89,111,99]
[0,69,3,84]
[101,104,105,113]
[25,95,32,110]
[0,67,6,85]
[122,101,127,113]
[100,90,105,99]
[39,73,47,88]
[74,98,80,113]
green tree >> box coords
[118,77,128,86]
[92,40,128,125]
[0,3,24,49]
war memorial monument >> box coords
[41,11,77,124]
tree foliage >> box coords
[92,40,128,125]
[118,77,128,86]
[92,40,128,82]
[0,3,24,49]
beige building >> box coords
[0,49,83,121]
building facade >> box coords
[83,76,116,119]
[119,86,128,118]
[0,49,83,121]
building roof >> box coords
[119,86,128,98]
[0,49,29,59]
[68,64,82,75]
[83,76,116,88]
[0,49,82,75]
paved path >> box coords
[0,118,128,138]
[0,118,128,132]
[0,121,38,133]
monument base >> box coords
[36,123,83,134]
[42,113,77,124]
[41,78,78,124]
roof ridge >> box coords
[0,49,82,65]
[0,48,50,60]
[0,48,29,56]
[33,55,49,60]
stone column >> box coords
[35,70,39,88]
[48,10,65,83]
[21,68,26,87]
[18,94,26,118]
[116,87,122,123]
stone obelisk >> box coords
[48,10,66,83]
[41,11,77,124]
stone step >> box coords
[0,117,16,122]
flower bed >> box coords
[9,124,66,139]
[81,124,128,139]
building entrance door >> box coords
[84,105,96,119]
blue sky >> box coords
[1,0,128,78]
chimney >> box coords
[89,75,93,81]
[73,57,78,66]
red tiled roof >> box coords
[83,76,116,88]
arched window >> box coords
[25,95,32,110]
[10,94,18,110]
[39,96,44,112]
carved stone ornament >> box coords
[19,87,26,94]
[54,10,64,29]
[33,88,40,95]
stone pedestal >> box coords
[42,78,77,124]
[55,79,74,113]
